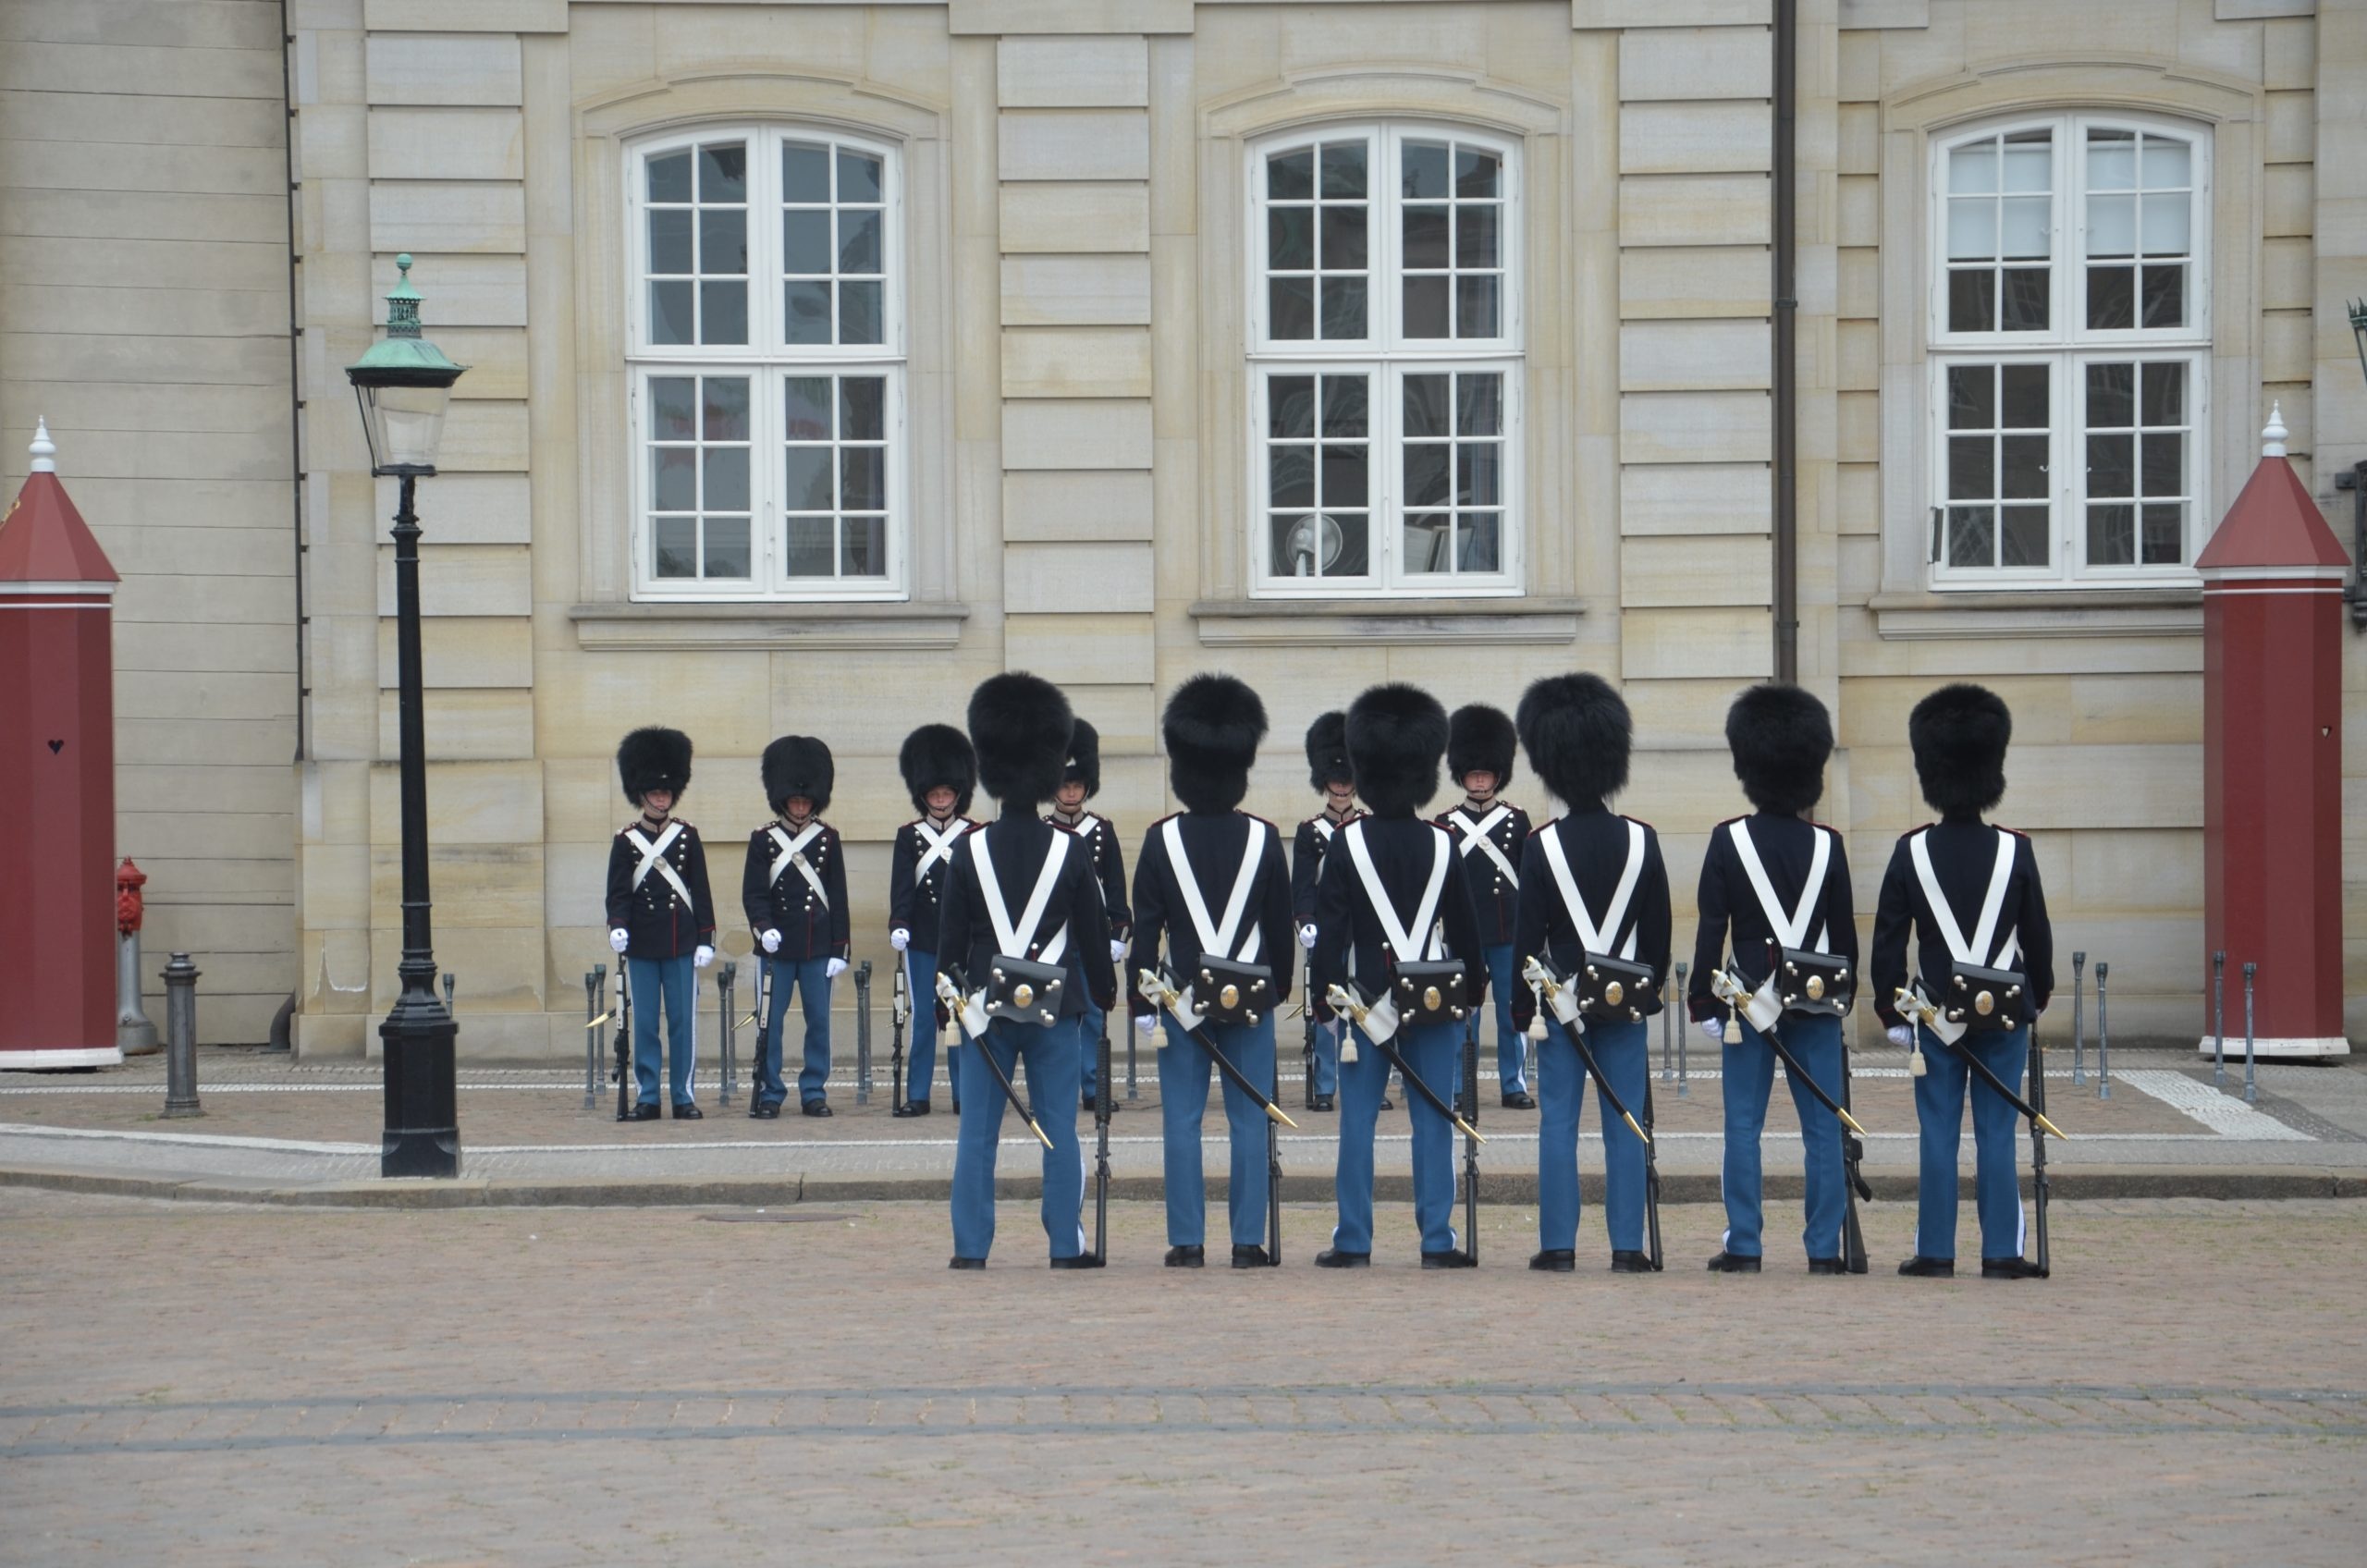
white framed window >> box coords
[627,126,905,600]
[1247,124,1522,597]
[1927,113,2209,587]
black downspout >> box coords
[1772,0,1798,684]
[281,0,309,761]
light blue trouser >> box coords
[1079,995,1107,1104]
[1481,943,1526,1092]
[901,949,958,1106]
[1719,1012,1846,1260]
[627,954,696,1109]
[1537,1015,1650,1255]
[1912,1021,2030,1262]
[1306,1017,1341,1097]
[1331,1021,1461,1256]
[760,955,833,1106]
[1158,1015,1276,1248]
[950,1015,1085,1262]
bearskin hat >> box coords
[761,735,833,816]
[1909,682,2012,818]
[1724,683,1833,815]
[1061,717,1102,800]
[1447,704,1518,791]
[1163,673,1267,815]
[1515,673,1631,811]
[1306,711,1353,793]
[898,724,976,817]
[617,726,693,804]
[1344,682,1449,819]
[967,671,1073,806]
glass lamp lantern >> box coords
[2350,298,2367,391]
[346,254,468,476]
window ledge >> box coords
[570,600,969,652]
[1866,588,2201,642]
[1189,595,1584,647]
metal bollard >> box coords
[583,966,607,1111]
[161,953,202,1119]
[717,961,738,1109]
[2211,950,2226,1088]
[116,859,160,1055]
[1126,1012,1139,1101]
[1674,961,1690,1097]
[853,960,874,1106]
[2070,951,2086,1086]
[1660,982,1672,1081]
[2242,962,2258,1104]
[442,973,457,1015]
[2094,961,2112,1101]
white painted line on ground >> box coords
[2115,1071,2312,1140]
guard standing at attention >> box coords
[1873,683,2054,1280]
[1435,704,1534,1109]
[1290,712,1361,1110]
[889,723,978,1117]
[605,727,716,1121]
[938,674,1116,1270]
[1313,682,1487,1269]
[1130,674,1295,1268]
[1511,674,1671,1273]
[1686,684,1859,1275]
[742,736,850,1119]
[1047,717,1131,1113]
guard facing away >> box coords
[1047,717,1131,1112]
[1873,683,2056,1280]
[938,673,1116,1269]
[1291,711,1362,1110]
[889,723,978,1117]
[1313,682,1487,1269]
[1435,704,1535,1109]
[1511,674,1671,1274]
[605,727,717,1121]
[742,736,850,1119]
[1686,684,1859,1274]
[1131,674,1296,1268]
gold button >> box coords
[1604,980,1625,1007]
[1974,989,1995,1016]
[1014,983,1035,1009]
[1806,974,1826,1001]
[1220,984,1241,1010]
[1423,985,1442,1011]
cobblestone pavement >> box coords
[1,1189,2361,1565]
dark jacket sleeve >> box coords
[742,833,771,936]
[1637,827,1674,989]
[2016,834,2054,1015]
[685,828,717,944]
[888,827,915,938]
[1440,836,1488,1010]
[1311,835,1353,1001]
[1126,827,1169,1023]
[826,827,851,958]
[1508,831,1548,1032]
[1290,821,1321,925]
[1258,825,1295,1003]
[1821,830,1858,1013]
[1100,822,1131,937]
[1686,832,1733,1022]
[935,839,974,989]
[605,834,631,929]
[1071,852,1115,1012]
[1871,837,1916,1030]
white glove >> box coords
[1699,1018,1726,1045]
[760,928,781,954]
[1886,1024,1915,1050]
[1135,1013,1160,1037]
[1298,924,1318,951]
[693,945,715,969]
[889,927,911,952]
[826,957,849,980]
[1110,938,1128,962]
[607,927,629,954]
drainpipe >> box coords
[280,0,309,760]
[1772,0,1798,684]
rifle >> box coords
[611,956,634,1121]
[583,964,608,1112]
[889,960,909,1114]
[935,967,1053,1149]
[1460,1011,1480,1264]
[1266,1026,1283,1264]
[2027,1018,2053,1277]
[1641,1077,1664,1270]
[1301,949,1318,1110]
[1093,1013,1112,1264]
[1322,984,1485,1144]
[1837,1037,1871,1274]
[1136,969,1301,1130]
[1892,988,2068,1140]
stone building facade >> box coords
[4,0,2360,1051]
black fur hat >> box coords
[618,726,693,804]
[1909,683,2012,817]
[1306,711,1353,793]
[761,735,833,816]
[1163,673,1266,815]
[1515,673,1631,810]
[1061,717,1102,800]
[967,671,1073,806]
[1344,682,1448,819]
[1447,704,1518,791]
[1724,684,1833,815]
[898,724,976,817]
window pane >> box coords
[840,377,886,442]
[647,150,693,203]
[1947,435,1992,500]
[2001,197,2049,259]
[1321,374,1367,437]
[2140,191,2189,255]
[2086,361,2134,428]
[2140,431,2183,497]
[2142,139,2189,190]
[1456,205,1498,269]
[1272,511,1363,577]
[698,280,746,345]
[2140,264,2183,329]
[2001,435,2048,499]
[1946,364,1993,430]
[1321,445,1368,508]
[784,280,832,344]
[1269,276,1314,339]
[1455,148,1500,200]
[1946,507,1995,568]
[698,142,745,202]
[702,447,748,512]
[1269,375,1315,439]
[699,208,746,274]
[1403,442,1449,507]
[703,377,749,441]
[1329,513,1369,576]
[2086,504,2135,566]
[1459,513,1502,572]
[1267,147,1313,201]
[1948,269,1993,333]
[2003,141,2051,193]
[1403,511,1451,573]
[2087,138,2136,191]
[1999,506,2050,569]
[1318,276,1366,339]
[2140,503,2183,564]
[782,141,829,203]
[839,280,882,345]
[2088,432,2134,496]
[1320,205,1367,271]
[1269,206,1312,270]
[786,516,835,578]
[784,446,833,511]
[649,209,693,274]
[837,149,882,204]
[652,447,696,511]
[784,376,831,441]
[1403,374,1448,438]
[839,209,881,274]
[842,515,887,576]
[1457,444,1500,507]
[1270,446,1315,508]
[1455,276,1500,337]
[1403,141,1450,200]
[703,517,750,578]
[1320,141,1366,199]
[651,376,696,440]
[1457,374,1502,436]
[654,517,698,578]
[2001,364,2048,426]
[1404,275,1449,338]
[1403,204,1449,267]
[1948,141,1998,194]
[783,210,830,274]
[840,446,885,512]
[1947,199,1995,261]
[2000,268,2049,331]
[649,280,693,345]
[2086,266,2134,330]
[2088,193,2136,256]
[2140,361,2184,424]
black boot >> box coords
[1379,1096,1395,1111]
[671,1103,704,1121]
[628,1103,661,1121]
[1528,1249,1576,1273]
[1609,1250,1655,1273]
[1164,1244,1205,1268]
[1704,1251,1761,1273]
[802,1100,832,1118]
[1897,1255,1956,1278]
[1421,1248,1478,1269]
[1232,1244,1273,1268]
[893,1100,930,1119]
[1501,1091,1537,1110]
[1807,1256,1850,1276]
[1050,1253,1105,1270]
[948,1256,986,1270]
[1312,1094,1335,1112]
[1981,1256,2045,1280]
[1314,1248,1369,1268]
[749,1102,780,1120]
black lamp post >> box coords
[2343,299,2367,629]
[347,254,469,1178]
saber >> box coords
[1322,983,1485,1144]
[1710,968,1870,1138]
[935,967,1054,1150]
[1518,957,1650,1145]
[1895,987,2068,1141]
[1136,969,1300,1129]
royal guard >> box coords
[1686,685,1858,1274]
[1511,674,1671,1273]
[1130,675,1295,1268]
[1290,712,1362,1110]
[1312,683,1487,1269]
[605,727,716,1121]
[1046,717,1131,1112]
[1874,684,2055,1280]
[742,736,850,1119]
[889,723,978,1117]
[938,674,1117,1269]
[1435,704,1535,1109]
